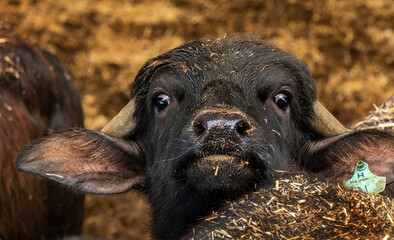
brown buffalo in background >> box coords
[0,27,84,240]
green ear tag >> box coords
[345,161,386,194]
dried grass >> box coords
[352,97,394,132]
[185,174,393,240]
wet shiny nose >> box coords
[191,110,253,143]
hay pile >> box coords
[184,174,393,240]
[352,97,394,132]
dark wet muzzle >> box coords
[191,110,253,145]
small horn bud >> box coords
[101,100,136,138]
[312,100,349,136]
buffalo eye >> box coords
[155,93,171,112]
[274,93,290,111]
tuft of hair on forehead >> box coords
[132,37,315,94]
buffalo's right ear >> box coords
[16,128,146,194]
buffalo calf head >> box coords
[16,38,393,239]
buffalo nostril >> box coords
[236,121,253,136]
[192,121,206,136]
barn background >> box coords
[0,0,393,239]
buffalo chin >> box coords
[184,155,262,195]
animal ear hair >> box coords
[300,129,394,197]
[16,129,147,194]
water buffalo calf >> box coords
[0,27,84,240]
[16,38,394,239]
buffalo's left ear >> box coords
[300,129,394,197]
[16,128,147,194]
